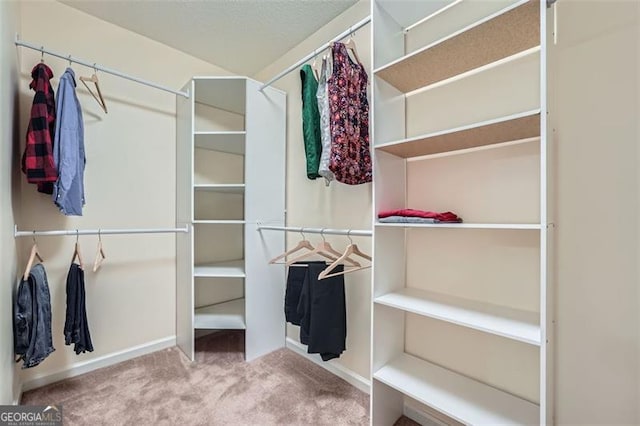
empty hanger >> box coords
[93,229,106,272]
[286,229,359,267]
[23,232,44,280]
[80,65,108,113]
[71,230,84,270]
[318,230,371,280]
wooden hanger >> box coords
[93,229,106,272]
[23,232,44,281]
[71,230,84,270]
[269,230,335,265]
[318,231,371,280]
[344,30,361,64]
[79,66,108,113]
[286,229,359,267]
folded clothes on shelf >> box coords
[378,209,462,223]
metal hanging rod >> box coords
[14,225,189,238]
[257,225,371,237]
[14,34,190,98]
[259,15,371,91]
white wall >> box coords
[553,1,639,424]
[254,0,372,381]
[0,0,22,405]
[16,0,232,388]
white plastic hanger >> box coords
[71,230,84,270]
[23,232,44,280]
[93,229,106,272]
[318,231,371,280]
[286,229,360,267]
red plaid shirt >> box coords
[22,63,57,194]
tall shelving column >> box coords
[176,77,286,362]
[371,0,552,424]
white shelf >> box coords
[194,184,245,194]
[376,109,540,158]
[374,353,539,425]
[194,298,246,329]
[193,77,246,113]
[194,260,245,278]
[375,222,542,230]
[193,220,245,225]
[194,131,246,155]
[375,288,540,345]
[374,0,539,93]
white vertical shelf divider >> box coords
[244,79,287,362]
[176,80,195,360]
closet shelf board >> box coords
[193,220,246,225]
[375,288,540,345]
[193,184,245,194]
[194,298,246,329]
[375,222,542,230]
[374,0,539,93]
[194,260,245,278]
[374,353,539,425]
[194,132,246,155]
[376,110,540,158]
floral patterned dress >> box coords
[327,42,372,185]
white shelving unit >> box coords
[176,76,286,362]
[372,0,552,424]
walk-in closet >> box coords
[1,1,638,425]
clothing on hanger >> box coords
[297,262,346,361]
[13,263,56,369]
[53,67,86,216]
[22,63,57,195]
[327,42,372,185]
[300,64,322,180]
[64,263,93,355]
[316,56,335,186]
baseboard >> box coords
[22,336,176,392]
[12,385,22,405]
[285,337,371,394]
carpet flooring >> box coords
[21,331,371,425]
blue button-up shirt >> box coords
[52,68,85,216]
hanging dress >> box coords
[300,64,322,180]
[327,42,372,185]
[316,56,335,185]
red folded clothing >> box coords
[378,209,462,222]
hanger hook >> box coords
[347,229,353,245]
[40,47,44,62]
[32,230,37,244]
[68,55,72,66]
[76,229,79,243]
[320,228,326,242]
[98,229,102,242]
[300,228,306,240]
[93,63,98,74]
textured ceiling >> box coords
[61,0,359,76]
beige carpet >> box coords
[21,331,371,425]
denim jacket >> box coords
[52,67,85,216]
[14,263,55,368]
